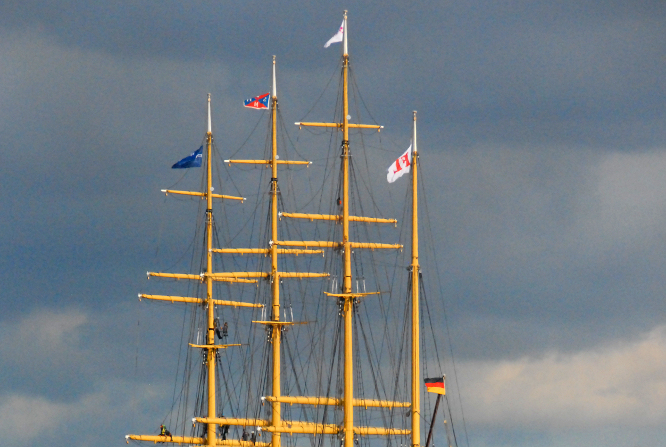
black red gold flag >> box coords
[424,377,445,395]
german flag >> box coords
[424,377,445,395]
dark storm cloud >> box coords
[412,146,666,363]
[2,1,664,150]
[0,1,330,63]
[1,0,664,352]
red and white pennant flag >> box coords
[387,145,412,183]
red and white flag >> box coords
[387,145,412,183]
[324,20,344,48]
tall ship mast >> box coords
[291,11,408,447]
[127,11,458,447]
[127,93,263,446]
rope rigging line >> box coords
[348,68,389,223]
[283,333,317,422]
[211,142,244,253]
[419,158,469,447]
[298,58,342,122]
[157,216,202,274]
[443,393,458,447]
[277,106,312,165]
[225,104,268,161]
[312,305,343,447]
[151,186,208,435]
[293,129,342,213]
[213,139,245,201]
[356,300,393,432]
[348,64,382,128]
[389,272,411,447]
[349,136,384,219]
[212,191,260,434]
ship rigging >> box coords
[127,11,463,447]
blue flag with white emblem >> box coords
[172,146,203,169]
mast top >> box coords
[343,11,348,56]
[272,55,277,99]
[412,110,417,155]
[207,94,212,134]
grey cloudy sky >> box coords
[1,1,665,447]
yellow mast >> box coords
[410,111,420,447]
[126,95,263,446]
[205,94,217,447]
[292,11,403,447]
[340,12,355,447]
[269,56,282,447]
[212,57,329,445]
[299,12,365,447]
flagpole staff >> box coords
[424,375,445,447]
[424,395,441,447]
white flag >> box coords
[387,145,412,183]
[324,20,344,48]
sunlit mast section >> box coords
[195,56,328,446]
[410,111,420,447]
[289,11,407,447]
[126,95,263,447]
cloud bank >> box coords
[460,324,666,429]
